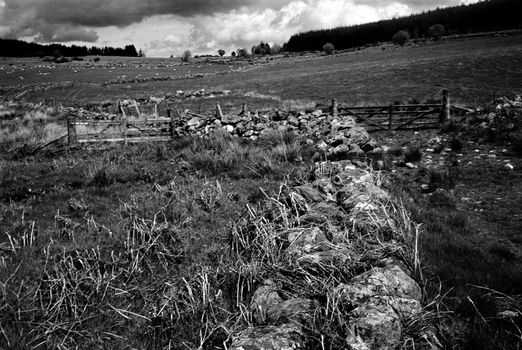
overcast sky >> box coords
[0,0,479,57]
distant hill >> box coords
[0,39,140,58]
[283,0,522,52]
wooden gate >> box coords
[68,117,176,143]
[336,90,450,132]
[339,103,441,131]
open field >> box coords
[1,34,522,349]
[1,34,522,109]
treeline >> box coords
[284,0,522,52]
[0,39,140,57]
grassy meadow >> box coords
[1,34,521,108]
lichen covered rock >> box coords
[229,324,305,350]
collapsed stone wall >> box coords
[182,109,377,159]
[226,158,440,349]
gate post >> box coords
[216,102,224,120]
[67,116,77,144]
[388,104,393,130]
[168,109,175,140]
[440,89,451,126]
[332,99,338,118]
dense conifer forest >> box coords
[283,0,522,52]
[0,39,139,57]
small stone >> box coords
[68,198,87,211]
[287,227,329,257]
[186,116,202,128]
[223,125,235,133]
[229,324,305,350]
[250,280,283,323]
[295,185,325,203]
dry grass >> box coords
[0,106,66,154]
[0,130,324,349]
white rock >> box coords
[224,125,234,133]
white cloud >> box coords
[140,0,415,57]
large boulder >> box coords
[336,265,423,350]
[345,297,416,350]
[344,296,422,350]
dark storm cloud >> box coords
[0,0,292,42]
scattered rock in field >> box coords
[68,198,88,211]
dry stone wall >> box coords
[228,155,440,349]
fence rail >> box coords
[67,90,452,144]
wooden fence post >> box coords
[123,120,128,145]
[388,104,393,130]
[440,89,450,125]
[168,109,175,140]
[216,102,224,120]
[67,117,77,144]
[332,99,338,118]
[134,101,142,119]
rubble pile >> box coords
[176,108,376,157]
[458,95,522,141]
[228,159,438,350]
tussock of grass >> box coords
[404,145,423,163]
[175,130,312,179]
